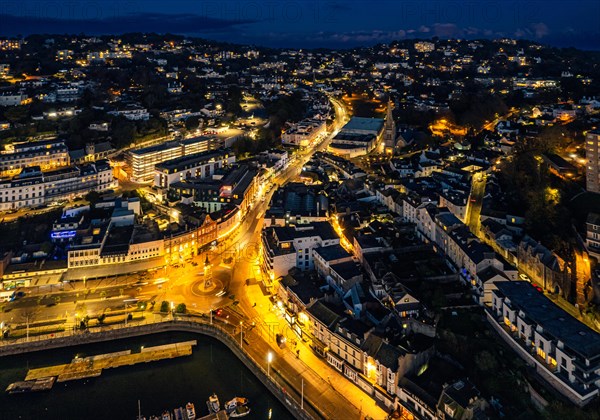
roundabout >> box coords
[190,277,225,297]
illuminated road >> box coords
[0,96,388,419]
[466,172,486,234]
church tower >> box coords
[383,97,396,154]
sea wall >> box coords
[0,319,317,420]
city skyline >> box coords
[1,0,600,50]
[1,3,600,418]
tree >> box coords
[431,287,447,309]
[85,191,101,205]
[3,106,29,124]
[160,301,169,313]
[475,350,498,372]
[175,303,187,314]
[185,115,200,131]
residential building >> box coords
[0,138,70,175]
[0,91,28,106]
[517,235,571,296]
[154,149,235,188]
[586,213,600,259]
[313,244,354,278]
[261,221,340,280]
[436,379,488,420]
[0,161,116,211]
[586,130,600,193]
[126,136,216,182]
[489,281,600,407]
[281,119,327,147]
[108,106,149,121]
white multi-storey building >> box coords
[154,149,235,188]
[261,221,340,280]
[0,138,70,175]
[281,119,327,147]
[489,281,600,407]
[586,130,600,193]
[0,160,116,211]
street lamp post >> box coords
[267,351,273,378]
[301,378,304,410]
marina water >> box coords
[0,332,293,420]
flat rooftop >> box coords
[341,117,384,134]
[495,281,600,359]
[273,221,339,242]
[155,149,230,172]
[313,244,351,262]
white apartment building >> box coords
[154,149,235,188]
[0,92,28,106]
[586,130,600,193]
[490,281,600,407]
[0,138,70,175]
[126,136,215,183]
[0,160,116,211]
[261,221,340,280]
[108,107,149,121]
[281,119,327,147]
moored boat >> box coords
[185,402,196,420]
[206,393,220,414]
[229,405,251,418]
[173,407,184,420]
[224,396,248,412]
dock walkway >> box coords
[24,340,196,383]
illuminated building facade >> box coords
[0,160,116,211]
[126,136,216,183]
[0,138,70,175]
[489,281,600,407]
[586,130,600,193]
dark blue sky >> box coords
[1,0,599,49]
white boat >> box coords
[229,405,251,418]
[206,393,220,414]
[185,402,196,420]
[224,397,248,412]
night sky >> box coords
[1,0,599,49]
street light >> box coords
[267,351,273,378]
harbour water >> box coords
[0,332,294,420]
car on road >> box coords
[519,273,531,282]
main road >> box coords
[2,96,389,419]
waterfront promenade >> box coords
[0,313,387,420]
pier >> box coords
[21,340,197,384]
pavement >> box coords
[243,282,389,419]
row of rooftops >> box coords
[129,135,214,157]
[0,160,111,185]
[154,148,233,173]
[494,281,600,360]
